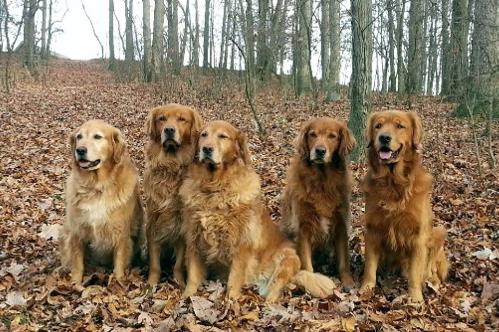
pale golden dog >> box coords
[180,121,337,302]
[360,111,448,302]
[281,118,356,289]
[60,120,144,284]
[143,104,202,286]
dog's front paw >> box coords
[359,281,375,294]
[408,289,424,303]
[182,286,197,298]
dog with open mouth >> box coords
[360,110,448,302]
[60,120,144,284]
[180,121,337,302]
[143,104,203,287]
[280,118,357,290]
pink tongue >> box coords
[79,160,91,168]
[379,151,392,160]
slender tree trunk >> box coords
[41,0,47,59]
[81,0,104,59]
[109,0,115,69]
[396,0,406,93]
[349,0,372,161]
[202,0,210,67]
[23,0,37,72]
[320,0,329,90]
[192,0,200,66]
[245,0,256,70]
[256,0,271,80]
[406,0,423,94]
[180,0,190,66]
[387,0,396,92]
[440,0,451,94]
[295,0,312,96]
[219,0,229,69]
[125,0,134,61]
[167,0,179,71]
[448,0,469,98]
[222,0,232,69]
[326,0,341,101]
[151,0,165,80]
[143,0,152,80]
[427,1,437,95]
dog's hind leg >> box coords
[265,247,301,303]
[114,237,132,282]
[173,240,186,287]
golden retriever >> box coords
[359,110,448,302]
[60,120,144,284]
[281,118,356,289]
[180,121,337,302]
[143,104,203,286]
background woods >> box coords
[0,0,498,330]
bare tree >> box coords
[349,0,372,161]
[203,0,210,67]
[143,0,152,79]
[109,0,115,69]
[406,0,424,94]
[125,0,134,61]
[151,0,165,80]
[23,0,38,72]
[81,0,104,59]
[295,0,312,96]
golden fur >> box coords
[281,118,356,289]
[180,121,337,302]
[60,120,144,284]
[360,110,448,302]
[143,104,203,286]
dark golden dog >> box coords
[60,120,144,284]
[180,121,337,302]
[360,110,448,302]
[143,104,203,286]
[280,118,356,289]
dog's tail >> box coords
[292,270,337,298]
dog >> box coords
[280,118,356,289]
[60,120,144,284]
[180,121,337,302]
[359,110,448,302]
[143,104,202,286]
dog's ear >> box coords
[365,112,378,148]
[236,130,252,165]
[69,128,78,163]
[112,129,126,164]
[339,122,356,157]
[295,120,312,159]
[408,111,423,149]
[145,108,159,141]
[190,108,203,141]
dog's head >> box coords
[197,121,251,171]
[145,104,202,153]
[70,120,125,171]
[296,118,356,165]
[366,111,423,164]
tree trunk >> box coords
[256,0,271,80]
[387,0,396,92]
[125,0,134,61]
[320,0,329,91]
[23,0,37,72]
[295,0,312,96]
[202,0,210,67]
[440,0,451,94]
[41,0,47,59]
[406,0,423,94]
[326,0,341,101]
[427,1,438,94]
[151,0,165,80]
[448,0,469,98]
[460,0,499,117]
[167,0,179,71]
[143,0,152,80]
[192,0,200,66]
[219,0,229,69]
[109,0,115,69]
[349,0,372,161]
[245,0,256,70]
[396,0,406,93]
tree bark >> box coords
[396,0,406,93]
[349,0,372,161]
[406,0,424,94]
[193,0,200,66]
[125,0,134,61]
[109,0,115,69]
[151,0,165,80]
[448,0,469,98]
[440,0,451,94]
[143,0,152,80]
[295,0,312,96]
[23,0,37,72]
[387,0,396,92]
[202,0,210,67]
[320,0,329,91]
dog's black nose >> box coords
[202,146,213,155]
[379,134,391,145]
[164,127,175,136]
[315,146,326,157]
[76,147,87,156]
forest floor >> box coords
[0,60,497,331]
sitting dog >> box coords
[60,120,143,284]
[180,121,337,302]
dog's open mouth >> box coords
[78,159,101,169]
[378,146,402,162]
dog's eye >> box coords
[94,134,102,140]
[309,132,317,138]
[218,134,228,139]
[178,117,186,122]
[375,123,382,129]
[158,116,166,122]
[396,123,405,129]
[201,132,208,137]
[328,133,337,139]
[76,134,82,140]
